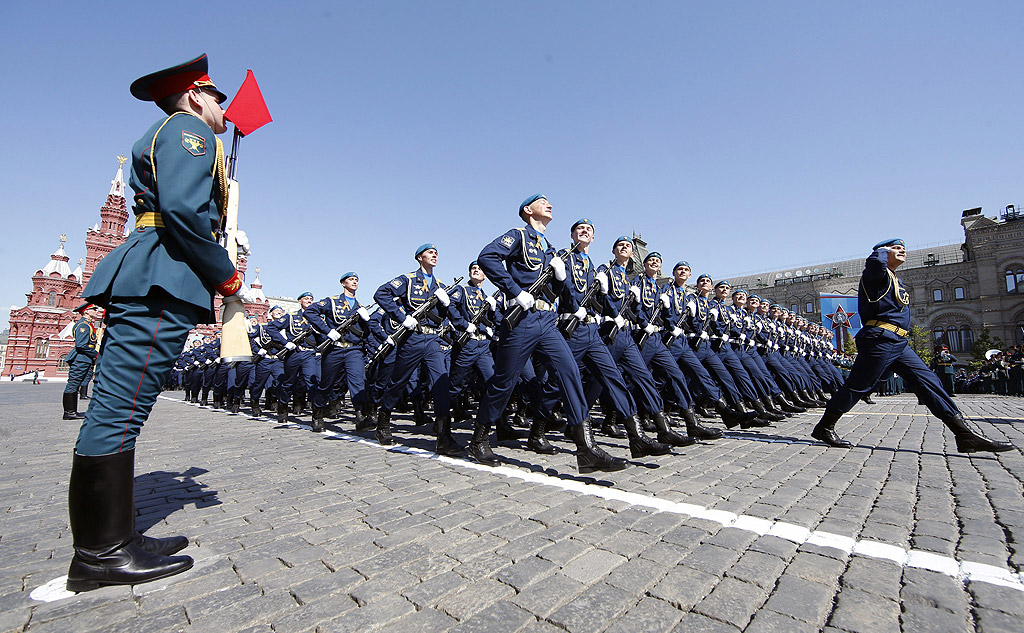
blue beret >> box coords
[715,280,731,288]
[644,251,662,262]
[415,243,436,257]
[612,236,632,252]
[696,274,712,283]
[339,271,357,282]
[270,305,284,313]
[872,238,905,250]
[297,292,313,300]
[468,260,480,271]
[673,260,691,270]
[769,303,780,309]
[748,294,760,301]
[520,194,546,212]
[571,217,594,231]
[731,288,747,296]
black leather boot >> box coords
[292,394,305,415]
[66,450,193,592]
[862,393,876,405]
[568,418,628,473]
[761,395,791,418]
[497,414,527,441]
[652,411,695,447]
[355,403,376,432]
[412,398,433,427]
[375,408,393,445]
[623,414,672,457]
[265,393,277,413]
[600,410,627,439]
[749,399,784,422]
[250,396,262,417]
[799,389,826,408]
[79,384,89,399]
[942,415,1014,453]
[774,393,805,414]
[133,533,189,557]
[468,422,499,466]
[638,411,656,433]
[682,408,722,440]
[211,395,223,410]
[452,395,471,422]
[526,416,557,454]
[811,410,852,448]
[277,403,289,424]
[694,404,715,419]
[200,391,209,407]
[714,398,757,429]
[434,415,464,456]
[229,397,241,414]
[311,406,324,432]
[63,392,85,420]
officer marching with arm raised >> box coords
[471,195,627,473]
[811,239,1012,453]
[67,54,261,592]
[62,303,103,420]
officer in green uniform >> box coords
[930,345,957,396]
[62,303,102,420]
[66,54,258,592]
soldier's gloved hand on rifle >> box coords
[465,323,477,334]
[257,348,268,356]
[433,287,450,306]
[327,329,342,341]
[630,286,641,302]
[357,307,371,320]
[644,323,658,335]
[402,315,418,329]
[596,272,609,293]
[223,283,260,304]
[614,315,627,329]
[549,256,567,281]
[672,327,684,337]
[484,325,494,337]
[660,293,671,308]
[285,341,297,350]
[485,295,497,310]
[515,291,535,310]
[573,306,587,320]
[235,229,251,255]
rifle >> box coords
[365,276,464,371]
[600,282,637,344]
[454,289,500,350]
[559,278,602,340]
[503,248,572,329]
[662,296,695,346]
[633,290,666,350]
[314,303,378,353]
[276,322,316,361]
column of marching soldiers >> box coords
[166,204,847,474]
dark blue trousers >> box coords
[639,337,692,409]
[477,310,587,428]
[668,338,721,404]
[604,326,664,414]
[692,339,743,406]
[826,335,957,419]
[569,323,636,416]
[250,357,283,401]
[316,346,367,409]
[716,344,759,401]
[381,333,449,413]
[450,339,494,400]
[279,349,320,404]
[77,292,202,455]
[65,358,94,394]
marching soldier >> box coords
[811,239,1012,453]
[62,303,102,420]
[249,306,287,416]
[268,293,320,422]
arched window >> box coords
[1008,269,1024,294]
[954,287,965,300]
[34,338,48,359]
[947,328,961,353]
[933,289,943,302]
[933,327,945,348]
[47,291,56,307]
[960,326,974,352]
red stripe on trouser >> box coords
[119,302,165,452]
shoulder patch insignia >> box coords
[318,300,326,306]
[500,235,515,248]
[182,131,206,157]
[391,279,402,288]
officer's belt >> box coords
[332,340,358,349]
[534,300,556,312]
[135,211,164,229]
[417,325,438,335]
[863,320,909,337]
[467,332,489,341]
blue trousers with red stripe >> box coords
[77,291,203,456]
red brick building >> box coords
[4,157,270,378]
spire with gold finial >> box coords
[109,154,127,198]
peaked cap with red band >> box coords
[130,53,227,103]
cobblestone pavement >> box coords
[2,382,1023,632]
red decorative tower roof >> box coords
[82,155,129,288]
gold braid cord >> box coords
[214,137,229,218]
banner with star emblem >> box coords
[820,293,861,350]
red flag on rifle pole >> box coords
[225,70,272,136]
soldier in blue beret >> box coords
[268,293,321,421]
[812,239,1011,453]
[62,304,103,420]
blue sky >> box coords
[2,2,1022,330]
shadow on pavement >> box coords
[134,467,221,533]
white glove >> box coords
[875,246,891,254]
[596,272,609,294]
[258,348,268,356]
[285,341,297,350]
[721,334,730,343]
[466,323,477,334]
[739,333,747,341]
[384,335,396,347]
[672,327,684,337]
[357,307,371,321]
[614,315,626,329]
[573,306,587,320]
[630,286,641,302]
[224,284,259,303]
[709,307,719,319]
[205,359,213,365]
[327,329,342,341]
[515,291,535,310]
[644,323,658,334]
[660,293,671,309]
[433,287,450,306]
[549,256,566,281]
[687,300,697,316]
[193,360,200,366]
[484,326,494,337]
[402,315,418,329]
[485,295,498,310]
[700,331,710,341]
[235,229,251,255]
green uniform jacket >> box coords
[83,112,239,322]
[65,317,98,365]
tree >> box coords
[909,325,932,366]
[843,331,857,355]
[969,328,1006,370]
